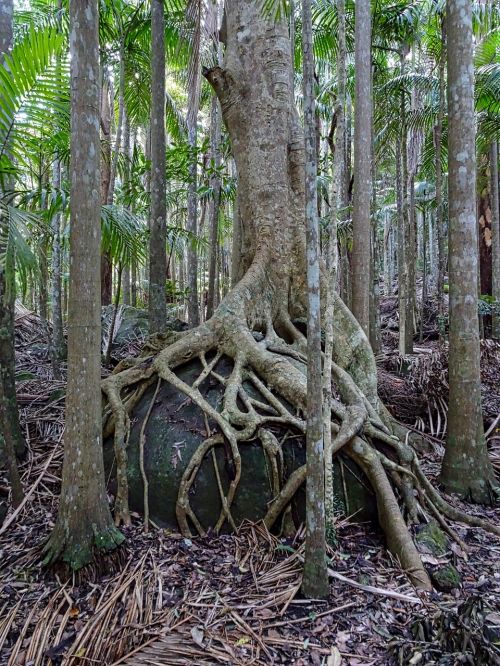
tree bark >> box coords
[491,140,500,339]
[440,0,495,504]
[107,42,125,206]
[324,0,346,532]
[44,0,123,568]
[50,159,65,366]
[148,0,167,334]
[103,0,438,591]
[100,74,113,305]
[435,19,446,327]
[0,0,25,459]
[186,2,202,327]
[351,0,372,337]
[301,0,329,599]
[206,94,222,320]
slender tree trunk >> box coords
[435,20,446,329]
[419,208,427,342]
[44,0,124,568]
[383,210,393,296]
[105,264,123,367]
[100,74,113,305]
[186,3,202,327]
[0,378,23,507]
[148,0,167,333]
[39,189,61,380]
[50,0,65,368]
[107,43,125,206]
[351,0,372,337]
[324,0,345,534]
[396,142,407,354]
[301,0,329,600]
[206,95,222,320]
[491,140,500,339]
[122,114,132,306]
[369,130,380,354]
[50,159,65,366]
[0,0,24,459]
[440,0,495,503]
[341,95,352,308]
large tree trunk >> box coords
[351,0,372,337]
[440,0,496,503]
[44,0,123,569]
[103,0,500,591]
[148,0,167,334]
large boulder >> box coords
[101,305,187,357]
[104,355,377,532]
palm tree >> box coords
[44,0,123,568]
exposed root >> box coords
[139,377,161,532]
[102,310,499,593]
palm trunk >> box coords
[105,264,123,367]
[148,0,168,333]
[0,377,23,507]
[186,2,202,327]
[44,0,123,568]
[0,0,24,459]
[419,208,427,342]
[440,0,495,503]
[491,140,500,339]
[107,42,125,206]
[50,159,65,366]
[100,74,113,305]
[435,19,446,328]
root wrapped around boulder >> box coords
[101,0,499,593]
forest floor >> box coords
[1,300,500,665]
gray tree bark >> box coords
[44,0,124,568]
[186,3,202,327]
[491,140,500,339]
[100,73,113,305]
[302,0,329,599]
[440,0,495,503]
[435,19,446,327]
[351,0,372,338]
[206,94,222,320]
[149,0,168,334]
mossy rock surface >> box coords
[104,355,378,532]
[101,305,187,351]
[430,564,461,591]
[415,520,449,556]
